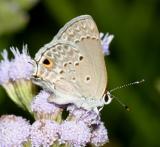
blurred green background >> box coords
[0,0,159,147]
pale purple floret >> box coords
[67,104,101,126]
[60,120,91,146]
[100,33,114,55]
[0,50,11,84]
[91,122,109,146]
[31,90,60,114]
[9,45,33,80]
[0,115,30,146]
[30,119,59,147]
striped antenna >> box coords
[109,79,145,93]
[109,93,130,111]
[107,79,145,111]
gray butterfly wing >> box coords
[54,15,107,99]
[34,15,107,108]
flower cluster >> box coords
[0,45,35,111]
[0,33,113,147]
[30,90,109,146]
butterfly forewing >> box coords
[54,15,107,99]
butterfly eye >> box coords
[42,58,54,69]
[104,94,109,102]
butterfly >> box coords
[32,15,113,112]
